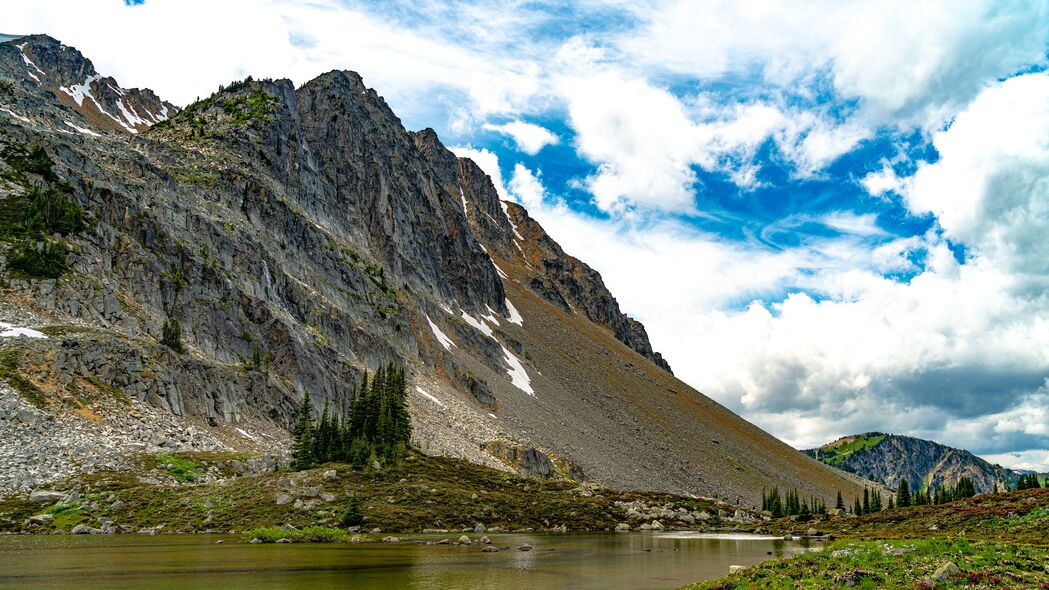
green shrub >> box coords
[0,186,86,240]
[242,526,349,543]
[6,239,69,278]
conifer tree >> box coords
[853,497,862,515]
[835,491,845,511]
[862,488,870,515]
[896,480,911,507]
[161,318,183,353]
[290,391,315,470]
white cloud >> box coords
[513,73,1049,468]
[449,146,508,198]
[507,164,546,209]
[903,72,1049,277]
[482,120,559,154]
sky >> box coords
[8,0,1049,471]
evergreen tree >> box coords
[160,318,183,353]
[341,494,364,527]
[290,391,315,470]
[887,496,895,510]
[871,490,883,512]
[897,480,911,507]
[862,488,870,515]
[835,491,845,511]
[954,477,976,499]
[853,497,862,515]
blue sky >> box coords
[10,0,1049,470]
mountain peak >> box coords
[1,33,178,133]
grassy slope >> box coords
[0,450,741,534]
[688,489,1049,589]
[806,433,887,466]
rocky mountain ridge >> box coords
[0,33,871,505]
[805,432,1017,494]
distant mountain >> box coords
[804,433,1018,494]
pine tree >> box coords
[897,480,911,507]
[862,488,870,515]
[835,491,845,511]
[341,494,364,527]
[871,490,882,512]
[853,497,862,515]
[887,496,895,510]
[954,477,976,499]
[160,318,183,353]
[290,391,315,470]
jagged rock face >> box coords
[0,34,876,504]
[806,433,1016,493]
[502,202,672,373]
[3,35,177,133]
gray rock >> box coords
[933,562,961,582]
[28,514,53,524]
[473,523,486,533]
[110,500,125,511]
[518,544,533,551]
[28,490,66,503]
[275,538,292,544]
[274,493,293,505]
[249,538,263,544]
[615,523,631,532]
[729,565,746,574]
[322,470,337,480]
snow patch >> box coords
[0,322,47,339]
[0,105,30,124]
[482,305,501,326]
[415,386,445,407]
[17,43,45,83]
[437,302,454,316]
[64,120,100,137]
[461,311,495,339]
[235,427,256,440]
[459,185,469,219]
[115,98,148,129]
[505,298,523,325]
[501,345,533,395]
[499,200,525,241]
[488,413,497,419]
[60,75,139,134]
[493,262,508,279]
[426,315,455,351]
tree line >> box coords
[290,363,411,470]
[761,487,828,518]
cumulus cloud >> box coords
[511,74,1049,467]
[482,120,559,155]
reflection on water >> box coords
[0,532,820,590]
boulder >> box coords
[275,538,292,544]
[322,469,337,480]
[457,535,472,545]
[249,538,263,544]
[729,565,746,574]
[28,514,53,524]
[518,544,533,551]
[615,523,631,532]
[473,523,486,533]
[274,493,293,505]
[650,520,664,531]
[933,562,961,582]
[110,500,125,511]
[28,490,66,503]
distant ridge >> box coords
[805,432,1018,493]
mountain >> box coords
[0,34,872,506]
[804,432,1016,494]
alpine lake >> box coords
[0,531,820,589]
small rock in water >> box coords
[615,523,631,532]
[481,546,499,552]
[518,544,533,551]
[275,538,292,544]
[457,535,472,545]
[215,540,224,544]
[249,538,263,544]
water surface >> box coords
[0,532,818,589]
